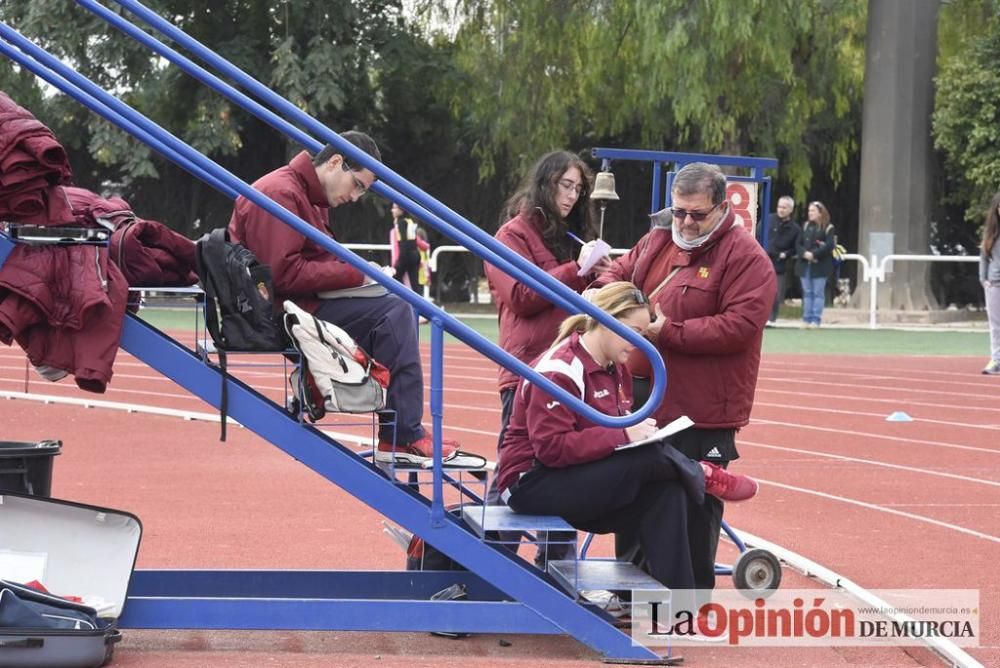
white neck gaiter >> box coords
[672,209,728,251]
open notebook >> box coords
[615,415,694,451]
[576,238,611,276]
[317,283,389,299]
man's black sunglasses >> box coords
[670,201,721,222]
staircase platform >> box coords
[548,559,667,595]
[460,505,575,536]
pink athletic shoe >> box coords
[376,434,458,465]
[702,462,758,503]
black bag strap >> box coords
[195,228,231,441]
[310,315,350,374]
[196,228,227,348]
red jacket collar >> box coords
[568,330,625,380]
[289,151,330,208]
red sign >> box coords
[726,181,758,235]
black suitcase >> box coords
[0,492,142,667]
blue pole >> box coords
[759,172,772,249]
[593,147,777,171]
[76,0,582,318]
[650,161,663,215]
[70,0,667,426]
[98,0,665,385]
[430,318,444,527]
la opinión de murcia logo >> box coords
[641,595,977,646]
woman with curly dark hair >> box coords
[483,150,607,565]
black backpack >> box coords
[194,228,287,440]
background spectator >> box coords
[795,200,836,328]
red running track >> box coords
[0,339,996,667]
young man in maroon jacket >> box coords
[592,162,774,597]
[228,131,458,464]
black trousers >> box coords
[770,271,787,322]
[628,377,738,591]
[393,250,422,295]
[486,388,576,566]
[508,443,705,591]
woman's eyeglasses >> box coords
[557,179,586,197]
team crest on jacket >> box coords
[698,266,710,278]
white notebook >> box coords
[615,415,694,451]
[317,283,389,299]
[576,238,611,276]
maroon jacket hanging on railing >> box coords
[0,242,128,393]
[63,186,198,287]
[0,91,72,221]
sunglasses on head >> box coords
[632,289,649,306]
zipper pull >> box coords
[94,247,107,291]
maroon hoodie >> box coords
[495,332,633,494]
[484,210,589,391]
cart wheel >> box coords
[733,548,781,596]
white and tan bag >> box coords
[283,300,389,421]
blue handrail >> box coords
[91,0,665,419]
[0,20,663,429]
[89,0,667,422]
[73,3,553,316]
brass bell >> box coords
[590,171,619,201]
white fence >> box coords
[346,244,981,330]
[841,253,980,328]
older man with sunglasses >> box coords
[591,161,774,597]
[229,131,460,465]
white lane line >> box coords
[752,401,1000,431]
[739,439,1000,487]
[757,477,1000,544]
[761,358,988,382]
[879,503,1000,507]
[755,374,995,400]
[0,391,231,423]
[730,528,987,668]
[757,386,1000,415]
[0,379,205,403]
[750,418,999,455]
[429,424,497,438]
[418,361,496,373]
[0,391,501,443]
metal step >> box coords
[548,559,666,595]
[460,505,574,537]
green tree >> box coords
[421,0,866,203]
[0,0,409,236]
[933,0,1000,223]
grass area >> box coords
[136,307,202,331]
[136,306,988,357]
[760,327,986,356]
